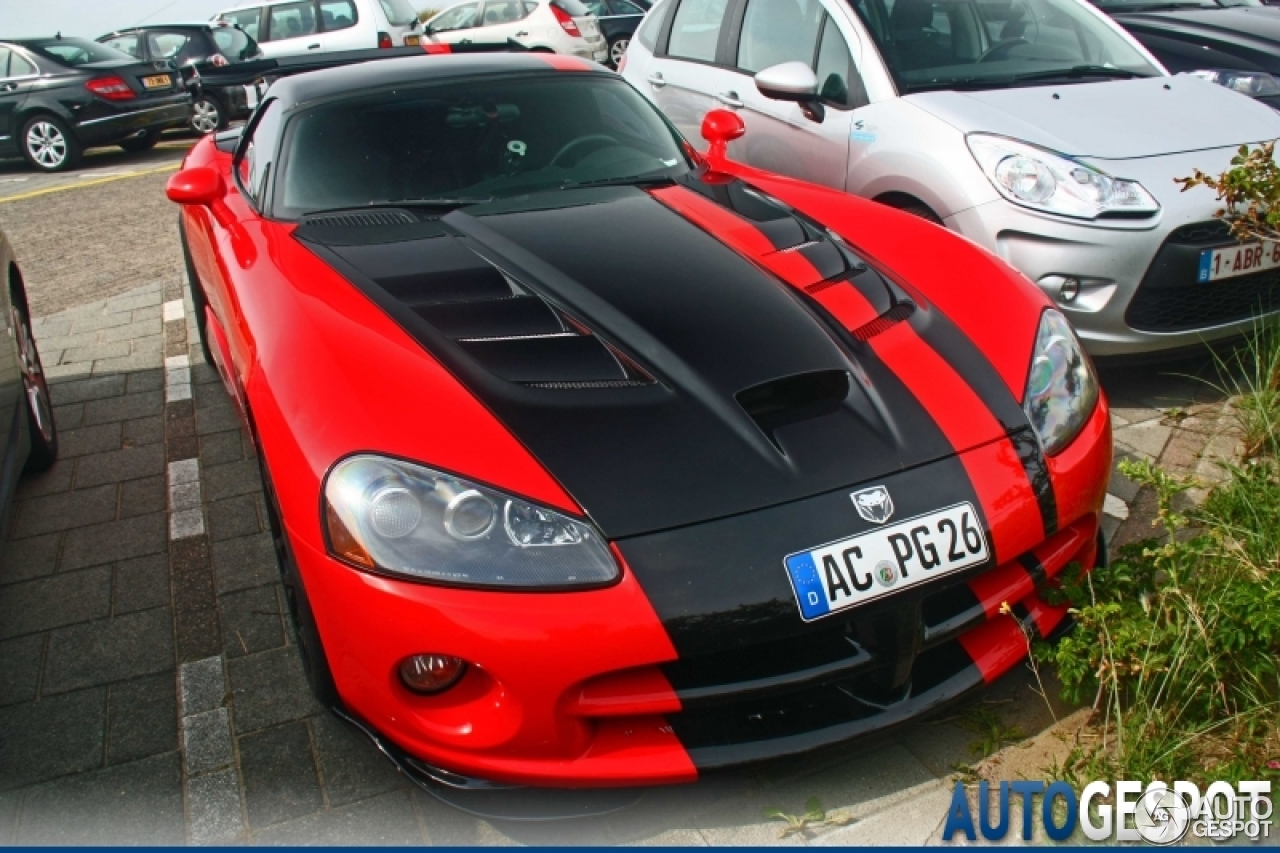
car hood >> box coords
[904,73,1280,158]
[295,182,1031,538]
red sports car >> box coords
[168,53,1111,799]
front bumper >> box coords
[75,95,192,146]
[295,402,1111,788]
[946,146,1278,357]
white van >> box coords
[213,0,422,57]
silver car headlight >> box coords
[323,455,618,589]
[1024,309,1098,455]
[967,133,1159,220]
[1186,68,1280,98]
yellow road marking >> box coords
[0,162,182,204]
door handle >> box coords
[307,43,321,49]
[716,90,743,109]
[515,30,528,36]
[460,38,472,44]
[647,72,665,88]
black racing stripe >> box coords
[1017,551,1047,586]
[1011,427,1059,537]
[1009,601,1040,638]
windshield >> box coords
[379,0,420,25]
[848,0,1161,92]
[27,38,136,66]
[276,76,690,217]
[211,26,262,61]
[1091,0,1260,8]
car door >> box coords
[144,29,195,66]
[424,4,484,44]
[316,0,365,50]
[258,1,325,56]
[0,47,38,158]
[221,6,266,43]
[100,31,144,59]
[470,0,536,44]
[641,0,738,142]
[729,2,861,188]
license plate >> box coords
[784,502,989,622]
[404,34,421,45]
[1198,241,1280,282]
[142,74,171,90]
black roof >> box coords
[267,53,604,110]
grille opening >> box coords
[737,370,850,450]
[300,209,417,227]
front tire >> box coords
[190,96,226,135]
[118,131,161,153]
[20,115,81,173]
[608,36,629,68]
[10,279,57,472]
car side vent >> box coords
[302,210,418,228]
[850,302,915,342]
[737,370,851,451]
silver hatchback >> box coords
[621,0,1280,356]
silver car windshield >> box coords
[847,0,1161,92]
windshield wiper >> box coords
[564,174,678,190]
[367,197,494,206]
[1009,65,1152,82]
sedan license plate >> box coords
[1198,241,1280,283]
[142,74,171,90]
[784,502,989,622]
[404,34,421,45]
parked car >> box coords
[422,0,609,63]
[1091,0,1280,108]
[0,227,58,519]
[97,22,266,134]
[0,37,190,171]
[167,52,1110,797]
[620,0,1280,358]
[213,0,423,57]
[580,0,647,66]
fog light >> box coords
[399,654,467,694]
[1059,277,1081,303]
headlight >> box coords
[1186,68,1280,98]
[967,134,1160,220]
[1023,309,1098,455]
[323,455,618,589]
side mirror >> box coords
[167,167,234,228]
[755,62,825,123]
[700,108,745,163]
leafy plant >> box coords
[957,703,1027,759]
[1176,140,1280,242]
[761,797,852,838]
[1202,317,1280,460]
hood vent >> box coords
[737,370,851,451]
[851,302,916,342]
[301,209,417,228]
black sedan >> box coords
[1093,0,1280,107]
[579,0,647,66]
[0,37,191,171]
[98,22,265,135]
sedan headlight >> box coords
[1023,309,1098,455]
[1186,68,1280,98]
[323,455,618,589]
[967,134,1159,220]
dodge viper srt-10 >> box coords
[168,52,1111,791]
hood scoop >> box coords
[737,370,851,453]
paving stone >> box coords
[227,646,321,733]
[0,567,111,639]
[239,721,324,829]
[184,706,235,774]
[194,380,230,410]
[124,370,164,395]
[48,375,126,406]
[81,389,164,427]
[167,434,200,463]
[220,584,284,659]
[177,605,223,664]
[0,790,16,844]
[70,312,133,334]
[114,554,170,615]
[102,320,162,344]
[73,443,165,488]
[198,405,243,436]
[209,495,262,541]
[214,533,280,595]
[816,779,955,846]
[255,790,425,846]
[42,607,174,694]
[62,341,130,364]
[188,767,245,844]
[181,656,227,716]
[11,484,118,539]
[203,459,262,502]
[0,532,60,585]
[60,512,166,571]
[52,402,84,432]
[0,688,106,790]
[93,352,162,375]
[311,713,406,808]
[200,429,247,467]
[107,673,177,765]
[120,474,166,519]
[16,753,183,845]
[1112,419,1173,460]
[192,362,222,385]
[0,635,44,707]
[57,422,122,458]
[408,788,520,845]
[122,414,164,447]
[11,459,72,498]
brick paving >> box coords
[0,165,1235,844]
